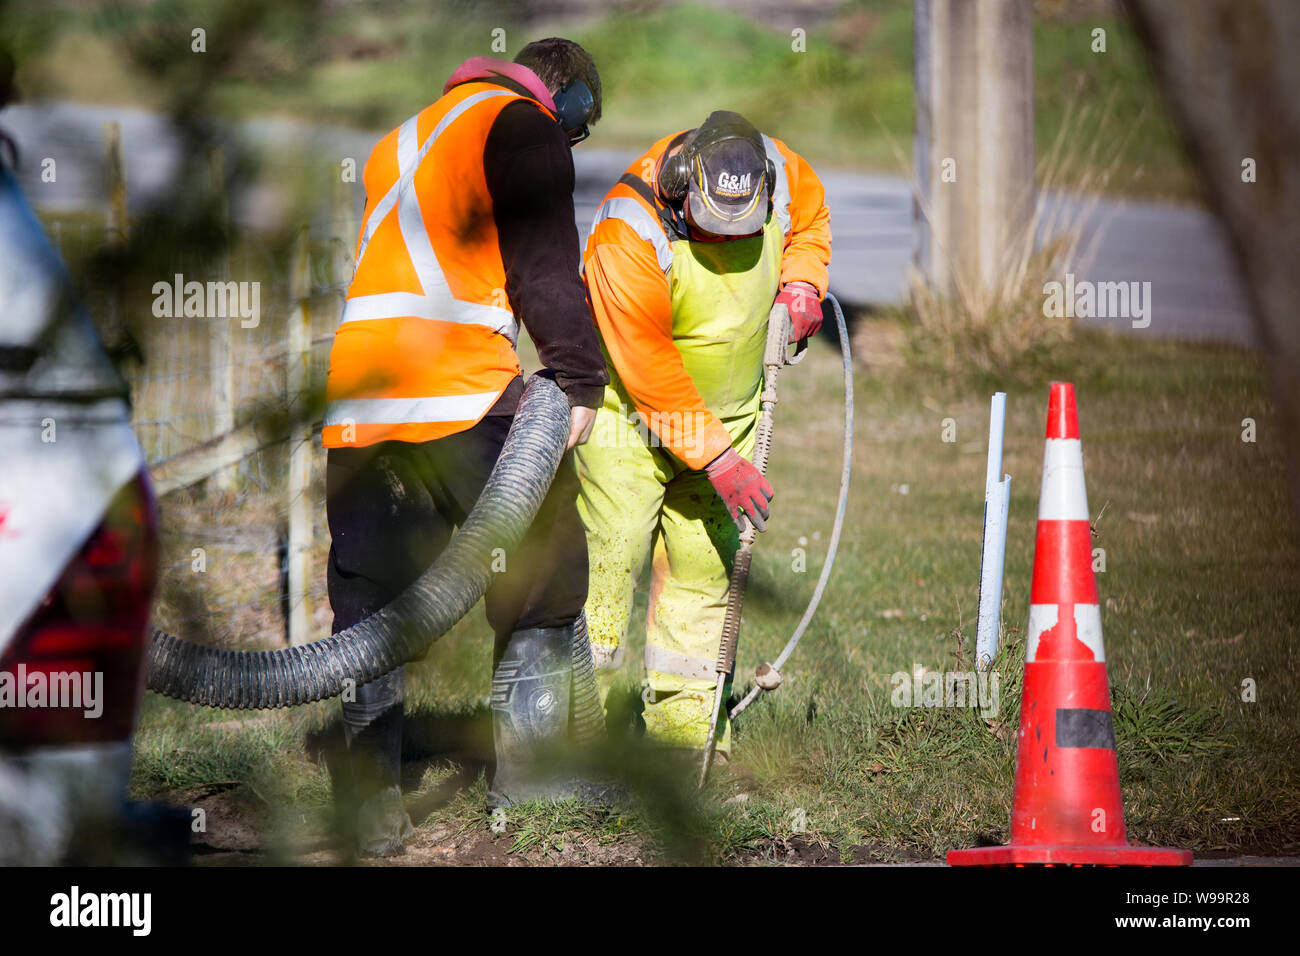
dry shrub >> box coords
[894,94,1128,381]
[902,236,1079,379]
[850,314,909,375]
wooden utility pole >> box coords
[914,0,1036,296]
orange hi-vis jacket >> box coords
[322,80,553,448]
[582,131,831,470]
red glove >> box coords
[776,281,822,343]
[706,448,774,533]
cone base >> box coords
[948,843,1193,867]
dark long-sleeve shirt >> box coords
[482,99,608,413]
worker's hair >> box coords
[514,37,602,124]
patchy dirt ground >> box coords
[164,780,652,866]
[163,781,936,867]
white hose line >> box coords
[728,292,853,721]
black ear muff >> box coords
[553,79,595,144]
[657,152,690,203]
[765,157,777,197]
[655,130,695,203]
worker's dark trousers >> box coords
[325,413,589,800]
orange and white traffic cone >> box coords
[949,383,1192,866]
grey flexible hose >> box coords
[728,292,853,721]
[569,611,604,745]
[146,373,571,709]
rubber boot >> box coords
[341,668,413,857]
[488,626,573,808]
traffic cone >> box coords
[948,383,1192,866]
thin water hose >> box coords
[728,292,853,721]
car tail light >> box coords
[0,470,158,749]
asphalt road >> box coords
[5,100,1258,347]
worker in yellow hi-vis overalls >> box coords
[577,111,831,758]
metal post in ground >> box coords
[975,391,1010,669]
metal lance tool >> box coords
[698,302,797,787]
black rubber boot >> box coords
[488,626,573,808]
[341,668,413,857]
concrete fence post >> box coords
[913,0,1035,298]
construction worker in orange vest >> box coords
[321,39,608,856]
[577,111,831,761]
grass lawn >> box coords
[128,322,1300,864]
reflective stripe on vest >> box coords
[590,196,675,274]
[337,290,515,340]
[349,88,517,342]
[324,392,501,429]
[354,89,508,271]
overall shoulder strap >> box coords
[617,172,689,242]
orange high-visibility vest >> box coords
[322,81,550,448]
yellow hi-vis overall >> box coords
[575,214,783,753]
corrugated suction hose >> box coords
[568,611,604,745]
[146,373,573,709]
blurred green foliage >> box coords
[5,0,1193,197]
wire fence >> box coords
[40,120,358,651]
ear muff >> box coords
[765,157,777,198]
[552,79,595,143]
[656,151,691,203]
[655,131,695,203]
